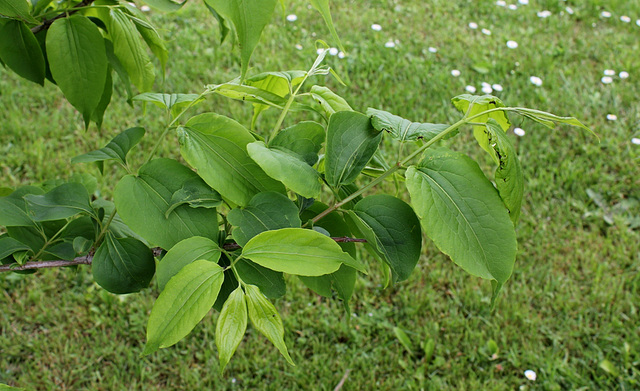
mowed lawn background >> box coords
[1,0,639,389]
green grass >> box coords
[2,0,640,389]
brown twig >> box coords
[30,0,96,34]
[333,369,352,391]
[0,237,367,273]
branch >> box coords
[31,0,96,34]
[0,237,367,273]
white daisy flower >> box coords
[451,69,461,77]
[631,138,640,145]
[428,47,437,53]
[508,4,518,10]
[496,0,506,6]
[295,44,303,50]
[492,83,503,92]
[530,76,543,86]
[316,48,325,55]
[469,22,478,29]
[286,14,298,22]
[566,7,574,15]
[537,10,552,18]
[338,51,346,59]
[601,76,613,84]
[506,40,518,49]
[384,40,396,48]
[371,24,382,31]
[524,370,537,381]
[482,28,492,35]
[329,47,339,56]
[637,20,640,27]
[604,69,616,76]
[482,85,493,94]
[518,0,529,4]
[141,5,151,12]
[465,85,477,93]
[620,16,631,23]
[606,114,617,121]
[601,11,612,18]
[619,71,629,79]
[514,127,525,136]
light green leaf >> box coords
[367,108,449,142]
[209,83,289,107]
[0,235,31,260]
[92,234,155,294]
[352,194,422,282]
[405,147,516,290]
[513,107,597,138]
[204,0,278,80]
[228,191,301,247]
[139,0,186,12]
[242,228,366,276]
[46,15,107,128]
[204,3,230,44]
[143,259,224,355]
[0,20,45,85]
[133,93,203,118]
[393,327,414,355]
[156,236,221,291]
[24,183,94,221]
[310,85,352,116]
[215,286,248,373]
[101,8,155,92]
[247,141,322,198]
[0,186,42,227]
[123,7,169,74]
[308,0,344,52]
[71,127,145,168]
[0,382,27,390]
[245,71,306,127]
[178,113,285,207]
[451,94,511,161]
[114,158,219,250]
[165,178,222,218]
[244,284,294,365]
[325,111,382,187]
[269,121,325,166]
[485,119,524,224]
[0,0,39,24]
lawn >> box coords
[1,0,639,389]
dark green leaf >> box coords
[72,236,93,255]
[215,286,247,373]
[71,127,145,168]
[0,20,45,85]
[325,111,382,187]
[227,191,301,247]
[92,234,155,294]
[0,186,42,227]
[156,236,221,291]
[0,0,39,24]
[235,259,286,299]
[351,194,422,282]
[46,15,108,128]
[123,7,169,74]
[245,284,294,365]
[513,107,597,138]
[165,178,222,218]
[242,228,366,276]
[310,85,352,116]
[24,183,94,222]
[0,235,31,260]
[269,121,325,166]
[114,158,219,250]
[91,68,113,130]
[105,38,134,102]
[178,113,285,207]
[143,259,224,355]
[485,119,524,224]
[367,108,449,142]
[133,93,203,118]
[203,0,278,80]
[247,141,322,198]
[405,147,516,293]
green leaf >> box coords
[393,327,414,355]
[24,183,94,222]
[91,68,113,130]
[599,359,619,377]
[165,178,222,218]
[325,111,382,187]
[309,85,352,116]
[367,108,449,142]
[242,228,366,276]
[72,236,93,255]
[0,382,27,390]
[352,194,422,282]
[308,0,344,52]
[244,284,294,366]
[0,20,45,85]
[203,0,278,80]
[46,15,108,128]
[451,94,511,160]
[100,8,155,92]
[269,121,325,166]
[204,3,230,44]
[133,93,203,118]
[114,158,219,250]
[405,148,516,291]
[235,259,286,299]
[141,0,186,12]
[123,7,169,74]
[209,83,289,108]
[156,236,221,291]
[245,71,305,127]
[0,235,31,260]
[485,119,524,224]
[71,127,145,168]
[92,234,155,294]
[143,259,224,355]
[0,0,39,24]
[513,107,597,138]
[0,186,42,227]
[215,286,248,373]
[228,191,301,247]
[247,141,322,198]
[178,113,285,207]
[105,38,134,102]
